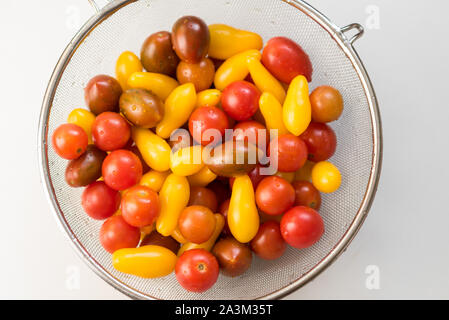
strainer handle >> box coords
[340,23,364,45]
[88,0,112,13]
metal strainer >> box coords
[38,0,382,300]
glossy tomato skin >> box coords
[177,58,215,91]
[262,37,313,83]
[102,150,143,191]
[188,187,218,212]
[280,206,324,249]
[141,31,179,76]
[81,181,120,220]
[212,238,252,277]
[255,176,295,216]
[99,215,140,253]
[172,16,210,63]
[221,81,260,121]
[300,122,337,162]
[141,231,180,254]
[84,75,122,115]
[269,134,308,172]
[175,249,219,293]
[250,221,286,260]
[179,206,216,244]
[92,112,131,151]
[52,123,88,160]
[310,86,344,123]
[119,89,164,128]
[121,185,160,227]
[292,180,322,210]
[189,106,229,146]
[65,145,107,187]
[233,121,269,152]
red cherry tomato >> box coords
[300,122,337,162]
[92,112,131,151]
[221,81,260,121]
[262,37,313,83]
[255,176,295,215]
[175,249,219,293]
[52,123,88,160]
[218,199,231,236]
[99,215,140,253]
[102,150,143,191]
[250,221,286,260]
[121,185,160,227]
[189,106,229,146]
[84,75,122,115]
[233,121,269,152]
[81,181,120,220]
[280,206,324,249]
[178,206,216,244]
[292,180,321,210]
[269,134,308,172]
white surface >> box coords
[0,0,447,299]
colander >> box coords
[38,0,382,300]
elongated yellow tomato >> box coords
[208,24,263,60]
[140,170,170,192]
[67,108,95,143]
[196,89,221,108]
[112,245,177,278]
[214,50,261,91]
[177,214,225,256]
[259,92,289,139]
[156,174,190,236]
[171,227,188,244]
[170,145,204,176]
[132,127,171,172]
[283,75,311,136]
[295,160,315,182]
[311,161,342,193]
[127,72,178,101]
[116,51,143,90]
[187,166,217,187]
[228,175,259,243]
[156,83,197,139]
[247,57,286,103]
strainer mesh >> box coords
[45,0,373,299]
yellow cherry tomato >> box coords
[170,145,204,176]
[140,170,170,192]
[177,214,225,256]
[283,75,311,136]
[171,227,188,244]
[112,245,177,278]
[208,24,263,60]
[132,127,171,172]
[274,171,295,183]
[187,166,217,187]
[196,89,221,108]
[214,49,261,91]
[228,175,259,243]
[127,71,178,101]
[67,108,96,143]
[156,83,197,139]
[311,161,342,193]
[259,92,289,139]
[115,51,143,90]
[247,57,286,103]
[295,160,315,182]
[156,174,190,236]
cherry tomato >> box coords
[269,134,308,172]
[212,238,252,277]
[65,145,107,187]
[179,206,216,244]
[221,81,260,121]
[188,187,218,212]
[81,181,120,220]
[261,37,313,83]
[177,58,215,92]
[250,221,286,260]
[121,185,160,227]
[127,145,150,173]
[233,121,269,152]
[189,106,229,146]
[84,75,122,115]
[218,199,231,236]
[172,16,210,63]
[300,122,336,162]
[141,231,180,254]
[310,86,344,123]
[207,180,231,206]
[52,123,88,160]
[255,176,295,215]
[175,249,219,292]
[141,31,179,77]
[311,161,341,193]
[92,112,131,151]
[292,180,321,210]
[99,215,140,253]
[280,206,324,249]
[102,150,143,191]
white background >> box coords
[1,0,448,299]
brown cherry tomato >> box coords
[172,16,210,63]
[189,106,229,146]
[233,121,269,153]
[292,180,321,210]
[250,221,286,260]
[100,215,140,253]
[179,205,216,244]
[310,86,344,123]
[269,134,308,172]
[177,58,215,91]
[218,199,232,236]
[212,238,252,277]
[121,185,160,228]
[52,123,88,160]
[188,187,218,212]
[207,180,231,206]
[92,112,131,151]
[255,176,295,216]
[141,31,180,76]
[65,145,107,187]
[141,230,180,254]
[84,75,122,115]
[300,122,337,162]
[119,88,164,128]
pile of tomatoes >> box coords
[51,16,344,293]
